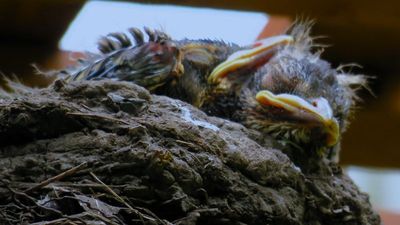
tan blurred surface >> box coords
[380,210,400,225]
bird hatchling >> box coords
[48,23,367,162]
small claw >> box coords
[144,26,156,42]
[256,90,339,147]
[97,37,110,53]
[154,29,171,42]
[108,32,132,48]
[208,35,293,84]
[97,36,121,54]
[128,27,144,46]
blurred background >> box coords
[1,0,399,223]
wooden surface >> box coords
[0,0,84,45]
[380,210,400,225]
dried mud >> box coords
[0,80,379,225]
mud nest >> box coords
[0,80,379,225]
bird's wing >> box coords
[67,28,183,91]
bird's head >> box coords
[207,24,366,151]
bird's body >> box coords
[68,29,242,108]
[5,24,365,163]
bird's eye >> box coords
[311,101,317,107]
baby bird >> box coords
[61,24,365,161]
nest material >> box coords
[0,80,379,225]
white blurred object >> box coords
[60,1,268,52]
[346,166,400,213]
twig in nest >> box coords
[8,187,64,217]
[24,162,88,194]
[10,186,114,225]
[11,182,128,190]
[89,172,169,225]
[67,112,129,125]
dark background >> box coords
[1,0,399,168]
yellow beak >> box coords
[208,35,293,84]
[256,90,340,147]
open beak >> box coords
[256,90,340,147]
[208,35,293,84]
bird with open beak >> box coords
[65,24,366,162]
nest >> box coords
[0,80,379,224]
